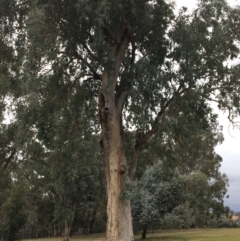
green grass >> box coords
[24,229,240,241]
[135,229,240,241]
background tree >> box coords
[3,183,28,241]
[131,161,183,239]
[161,202,195,229]
[131,163,230,238]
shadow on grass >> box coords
[135,235,190,241]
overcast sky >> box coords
[174,0,240,212]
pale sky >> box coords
[174,0,240,212]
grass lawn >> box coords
[24,229,240,241]
[136,229,240,241]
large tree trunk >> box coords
[100,101,134,241]
[98,29,135,240]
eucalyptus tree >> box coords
[1,0,240,240]
[161,202,195,229]
[19,130,103,240]
[131,163,229,238]
[131,161,184,239]
[1,182,28,241]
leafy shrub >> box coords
[217,218,239,228]
[161,202,195,229]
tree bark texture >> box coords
[63,221,70,241]
[98,27,164,238]
[63,209,75,241]
[97,26,137,240]
[82,210,96,235]
[101,106,134,241]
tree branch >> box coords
[135,85,191,149]
[3,149,17,170]
[206,98,240,127]
[82,43,99,62]
[103,27,117,45]
[72,51,96,75]
[129,147,141,182]
[117,90,128,111]
[140,97,173,146]
[60,51,102,81]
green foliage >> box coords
[131,160,230,236]
[161,202,195,229]
[4,183,27,241]
[1,0,240,238]
[131,161,184,232]
[217,218,239,228]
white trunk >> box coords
[63,221,70,241]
